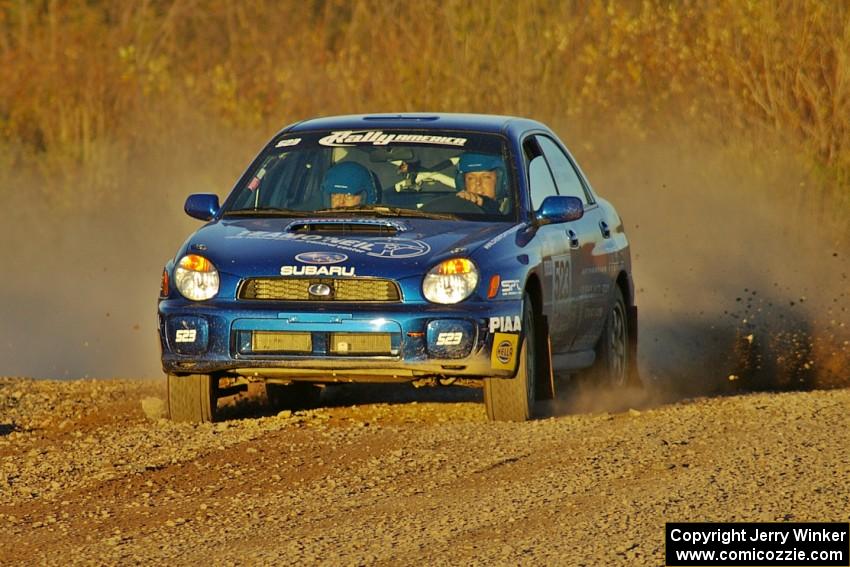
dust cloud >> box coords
[0,182,196,379]
[0,122,257,379]
[582,130,850,400]
[0,127,847,392]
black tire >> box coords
[591,287,633,387]
[266,382,322,411]
[483,292,536,421]
[167,373,217,423]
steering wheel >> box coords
[420,193,486,214]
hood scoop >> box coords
[285,218,408,236]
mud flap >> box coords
[530,314,555,400]
[627,305,641,386]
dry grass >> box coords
[0,0,849,222]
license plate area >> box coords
[233,317,402,358]
[251,331,312,353]
[329,333,392,355]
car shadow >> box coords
[319,383,481,408]
[215,381,482,422]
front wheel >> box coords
[483,292,537,421]
[167,373,217,423]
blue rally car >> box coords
[159,114,638,422]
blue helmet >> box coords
[321,162,378,207]
[455,152,507,196]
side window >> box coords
[528,157,558,210]
[536,136,590,204]
[524,138,559,210]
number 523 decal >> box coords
[435,332,463,346]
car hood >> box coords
[182,217,517,279]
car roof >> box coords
[283,113,547,136]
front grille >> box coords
[239,278,400,302]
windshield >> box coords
[222,130,516,221]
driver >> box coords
[455,153,507,214]
[321,162,378,208]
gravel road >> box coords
[1,377,848,565]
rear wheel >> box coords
[167,373,217,423]
[483,292,536,422]
[591,287,632,387]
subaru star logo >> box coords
[295,251,348,265]
[366,239,431,259]
[308,283,332,297]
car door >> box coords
[535,135,611,351]
[523,136,579,353]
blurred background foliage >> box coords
[0,0,848,222]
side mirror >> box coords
[184,194,220,221]
[535,195,583,225]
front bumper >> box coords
[158,299,524,381]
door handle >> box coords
[567,229,580,248]
[599,220,611,238]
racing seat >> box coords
[368,170,383,205]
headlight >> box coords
[174,254,219,301]
[422,258,479,304]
